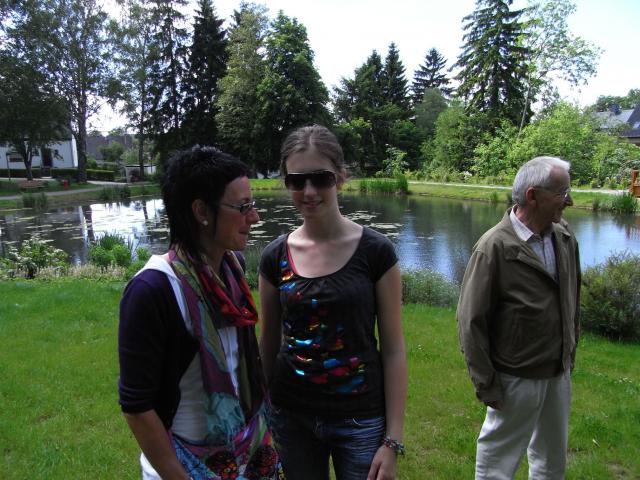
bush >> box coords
[88,233,134,270]
[51,168,77,179]
[610,192,638,214]
[87,169,116,181]
[401,270,459,307]
[359,177,408,194]
[0,236,68,279]
[581,252,640,341]
[21,192,48,210]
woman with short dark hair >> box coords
[118,146,282,480]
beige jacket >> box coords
[456,209,581,402]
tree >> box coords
[453,0,529,127]
[256,11,330,173]
[333,51,387,170]
[431,103,489,173]
[382,42,411,119]
[215,2,268,172]
[181,0,227,146]
[6,0,112,183]
[110,0,157,179]
[415,88,449,138]
[507,102,597,183]
[0,53,69,180]
[146,0,189,165]
[518,0,602,131]
[412,48,453,104]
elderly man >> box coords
[457,156,581,480]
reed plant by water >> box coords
[359,176,408,194]
[21,192,48,209]
[610,192,638,214]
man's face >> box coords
[534,167,573,230]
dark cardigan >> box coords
[118,269,198,427]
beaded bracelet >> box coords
[382,435,405,455]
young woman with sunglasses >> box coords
[118,146,282,479]
[259,125,407,480]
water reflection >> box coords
[1,192,640,284]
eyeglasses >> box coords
[535,186,572,201]
[284,170,337,191]
[219,199,256,215]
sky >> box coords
[94,0,640,132]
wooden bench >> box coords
[18,180,45,191]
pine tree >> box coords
[215,3,269,172]
[453,0,529,127]
[181,0,227,146]
[146,0,189,163]
[412,48,453,104]
[382,42,411,119]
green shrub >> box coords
[581,252,640,342]
[136,247,151,262]
[610,192,638,214]
[87,169,115,182]
[359,178,407,195]
[401,270,459,307]
[88,245,113,269]
[51,168,77,179]
[0,236,68,279]
[112,244,132,267]
[489,191,500,204]
[21,192,48,210]
[88,233,134,270]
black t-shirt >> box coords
[260,226,398,418]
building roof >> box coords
[594,104,640,139]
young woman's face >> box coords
[212,176,260,251]
[285,149,343,217]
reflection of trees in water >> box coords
[82,205,95,243]
[612,212,640,241]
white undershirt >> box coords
[137,256,240,444]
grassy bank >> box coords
[1,280,638,478]
[0,177,631,212]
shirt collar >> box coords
[510,207,537,242]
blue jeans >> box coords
[268,405,385,480]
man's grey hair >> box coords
[512,156,571,206]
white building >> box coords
[1,136,78,175]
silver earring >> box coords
[202,220,208,226]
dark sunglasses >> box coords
[284,170,337,191]
[219,199,256,215]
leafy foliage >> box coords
[88,233,134,270]
[401,270,459,307]
[215,3,269,172]
[256,11,330,173]
[581,252,640,341]
[0,236,68,279]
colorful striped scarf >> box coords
[168,248,282,479]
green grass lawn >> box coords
[1,281,638,478]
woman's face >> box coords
[285,149,343,217]
[211,176,259,252]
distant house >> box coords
[0,136,78,174]
[593,104,640,147]
[86,134,135,161]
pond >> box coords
[2,191,640,284]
